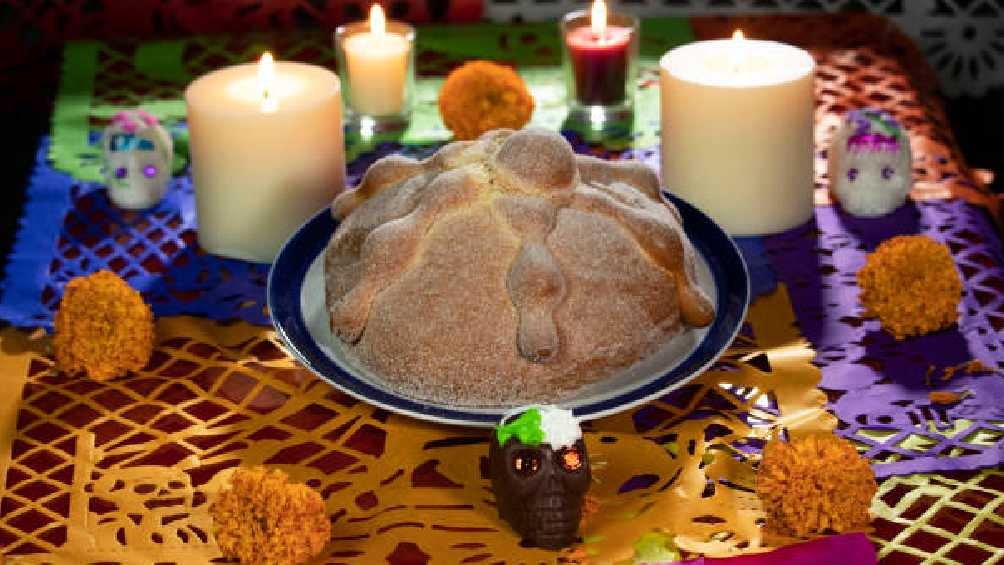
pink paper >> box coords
[678,534,877,565]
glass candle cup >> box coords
[561,9,639,125]
[334,16,415,128]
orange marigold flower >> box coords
[210,467,330,565]
[928,390,968,405]
[438,60,534,140]
[857,235,961,339]
[925,359,994,386]
[54,270,154,381]
[757,433,876,537]
[959,360,993,375]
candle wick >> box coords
[729,51,746,75]
[258,51,278,113]
[260,87,278,114]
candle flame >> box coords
[729,30,746,74]
[258,52,278,113]
[590,0,607,40]
[370,4,386,36]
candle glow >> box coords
[258,52,278,113]
[591,0,607,40]
[370,4,386,35]
[562,5,637,109]
[338,4,412,117]
[729,30,746,74]
[184,59,345,262]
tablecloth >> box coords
[1,14,1003,565]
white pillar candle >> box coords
[660,32,815,235]
[338,5,413,118]
[185,54,345,263]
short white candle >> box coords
[185,53,345,263]
[660,32,815,235]
[341,5,412,117]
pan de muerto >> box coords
[325,128,714,406]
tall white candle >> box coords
[185,54,345,263]
[660,32,815,235]
[340,5,412,117]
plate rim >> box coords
[267,192,750,428]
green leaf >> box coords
[632,531,681,564]
[496,408,545,446]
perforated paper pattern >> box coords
[51,15,993,208]
[0,146,272,328]
[485,2,1004,98]
[871,469,1004,564]
[3,13,1003,562]
[764,198,1004,478]
[49,21,695,182]
[1,287,836,562]
[0,141,437,329]
[51,31,338,182]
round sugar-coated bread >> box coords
[325,128,714,406]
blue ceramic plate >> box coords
[268,192,749,427]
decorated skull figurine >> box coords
[828,108,912,217]
[488,405,591,550]
[102,109,173,210]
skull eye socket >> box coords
[512,449,541,476]
[882,166,894,180]
[847,168,858,182]
[557,446,583,472]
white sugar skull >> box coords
[828,108,912,217]
[102,109,173,209]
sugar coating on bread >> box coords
[326,128,714,406]
[494,128,579,195]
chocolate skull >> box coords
[489,407,591,550]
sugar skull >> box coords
[828,108,912,217]
[488,405,591,550]
[102,109,173,209]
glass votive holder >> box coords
[334,13,415,132]
[561,9,639,129]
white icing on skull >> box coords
[828,108,911,217]
[498,404,582,450]
[102,109,173,209]
[535,405,582,450]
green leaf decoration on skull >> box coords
[496,408,545,446]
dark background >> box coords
[0,5,1002,284]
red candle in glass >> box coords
[565,1,633,106]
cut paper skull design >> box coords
[102,109,173,210]
[828,108,912,218]
[488,405,591,550]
